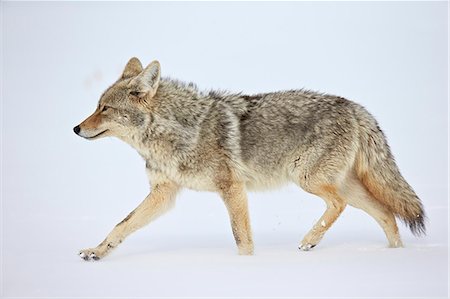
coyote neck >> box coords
[121,83,209,168]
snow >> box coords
[2,191,448,297]
[2,1,448,298]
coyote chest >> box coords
[141,142,218,192]
[147,160,217,191]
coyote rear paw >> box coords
[79,247,106,261]
[298,243,317,251]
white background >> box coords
[2,1,448,298]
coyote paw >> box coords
[79,248,104,261]
[298,243,316,251]
[238,245,254,255]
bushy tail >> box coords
[354,109,426,236]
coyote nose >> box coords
[73,125,81,135]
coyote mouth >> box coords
[85,130,108,139]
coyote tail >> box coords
[354,111,426,236]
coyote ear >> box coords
[130,60,161,98]
[121,57,143,79]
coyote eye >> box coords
[101,106,110,112]
[129,91,141,97]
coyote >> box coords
[74,57,425,260]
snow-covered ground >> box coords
[2,1,448,298]
[2,188,448,297]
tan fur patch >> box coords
[214,167,254,255]
[299,183,347,248]
[80,109,103,130]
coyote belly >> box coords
[74,57,425,260]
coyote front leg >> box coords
[219,180,254,255]
[79,181,179,261]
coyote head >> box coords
[73,58,160,140]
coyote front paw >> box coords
[79,248,105,261]
[238,243,254,255]
[298,243,316,251]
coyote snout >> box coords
[74,57,425,261]
[73,125,80,135]
[73,109,110,140]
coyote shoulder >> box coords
[74,57,425,260]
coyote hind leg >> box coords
[299,184,347,251]
[343,172,403,248]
